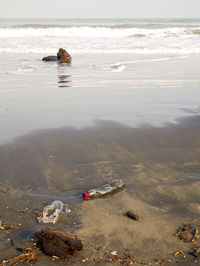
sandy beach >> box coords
[0,115,200,265]
[0,18,200,265]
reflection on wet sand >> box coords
[57,64,71,88]
[58,74,71,88]
[0,116,200,264]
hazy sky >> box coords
[0,0,199,19]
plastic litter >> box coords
[174,251,183,256]
[0,220,4,230]
[82,180,125,200]
[41,200,71,224]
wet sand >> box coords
[0,116,200,265]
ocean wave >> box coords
[129,34,146,38]
[0,46,199,55]
[2,18,200,29]
[0,25,199,55]
[0,26,199,38]
[188,29,200,35]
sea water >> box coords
[0,18,200,144]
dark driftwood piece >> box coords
[42,55,57,61]
[42,48,71,64]
[35,229,83,259]
[125,211,140,221]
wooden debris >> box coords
[17,209,28,214]
[191,226,199,243]
[176,224,199,243]
[33,209,42,223]
[0,246,40,265]
[35,228,83,259]
[189,247,200,258]
[125,211,140,221]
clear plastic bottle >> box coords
[82,180,124,200]
[41,200,71,224]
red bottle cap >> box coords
[82,192,90,200]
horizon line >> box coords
[0,17,200,20]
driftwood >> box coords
[192,227,199,243]
[0,246,40,266]
[125,211,140,221]
[35,228,83,259]
[42,48,71,64]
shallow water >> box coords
[0,52,200,144]
[0,19,200,144]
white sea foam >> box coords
[17,65,36,72]
[0,26,129,38]
[0,26,199,38]
[109,64,127,72]
[0,20,200,55]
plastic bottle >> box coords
[41,200,71,224]
[82,180,124,200]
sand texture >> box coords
[0,116,200,265]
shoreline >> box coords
[0,52,200,146]
[0,115,200,264]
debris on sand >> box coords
[0,220,16,232]
[191,226,199,243]
[0,220,5,230]
[174,251,183,256]
[111,250,117,256]
[0,187,7,193]
[35,228,83,259]
[33,208,43,223]
[176,224,199,242]
[0,246,40,265]
[189,247,200,258]
[17,208,28,214]
[125,211,140,221]
[41,200,71,224]
[82,180,125,200]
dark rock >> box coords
[35,228,83,259]
[42,48,71,64]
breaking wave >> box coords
[1,26,200,38]
[0,20,200,54]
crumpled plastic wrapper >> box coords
[41,200,71,224]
